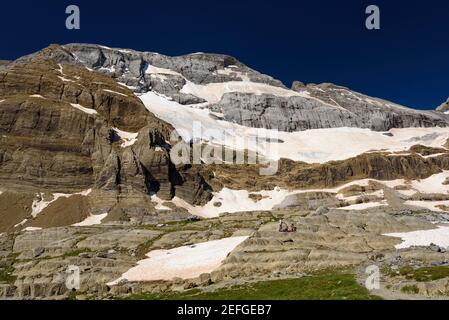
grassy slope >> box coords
[123,272,381,300]
[385,265,449,282]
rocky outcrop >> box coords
[0,60,10,72]
[205,148,449,191]
[210,89,449,132]
[436,98,449,113]
[15,44,284,104]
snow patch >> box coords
[99,66,116,73]
[57,64,65,75]
[151,195,172,211]
[336,201,388,211]
[14,219,28,228]
[180,80,301,104]
[183,188,291,218]
[118,49,133,54]
[145,64,183,77]
[103,89,128,97]
[216,67,251,81]
[336,190,384,202]
[58,76,75,83]
[405,200,449,212]
[70,103,98,115]
[422,153,447,159]
[108,236,248,284]
[31,189,92,218]
[72,213,108,227]
[408,171,449,194]
[23,227,42,232]
[118,82,137,90]
[113,128,139,148]
[384,226,449,249]
[169,172,449,217]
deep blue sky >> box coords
[0,0,447,109]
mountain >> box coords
[1,44,449,300]
[1,43,449,224]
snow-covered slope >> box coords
[140,90,449,163]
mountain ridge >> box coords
[39,43,448,132]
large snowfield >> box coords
[108,236,248,284]
[139,92,449,164]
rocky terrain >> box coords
[437,98,449,113]
[1,44,449,300]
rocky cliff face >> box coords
[0,60,10,72]
[209,83,449,132]
[205,145,449,192]
[0,45,214,232]
[17,44,283,105]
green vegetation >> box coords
[121,272,381,300]
[62,248,92,258]
[398,266,449,282]
[0,266,16,284]
[135,233,166,259]
[401,285,419,294]
[68,290,85,300]
[381,265,399,277]
[384,264,449,282]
